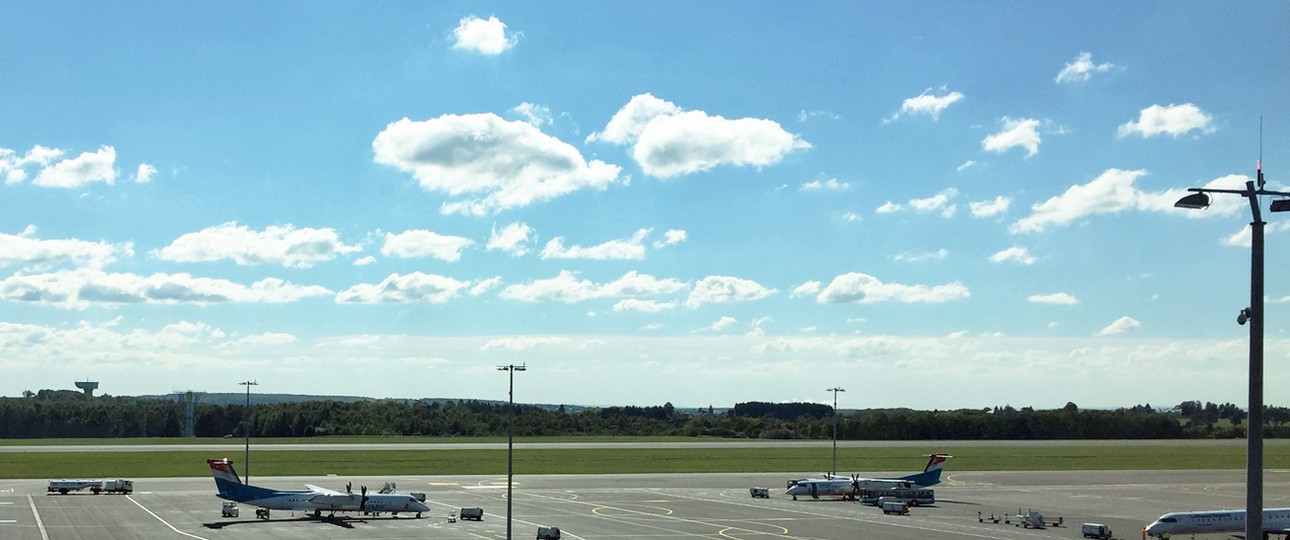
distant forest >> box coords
[2,389,1288,440]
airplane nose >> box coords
[413,501,430,512]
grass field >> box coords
[4,440,1290,479]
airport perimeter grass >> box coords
[5,442,1290,479]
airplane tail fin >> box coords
[900,453,951,487]
[207,458,245,498]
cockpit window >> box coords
[1160,517,1177,523]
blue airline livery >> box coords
[785,454,951,500]
[208,458,430,520]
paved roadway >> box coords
[4,469,1290,540]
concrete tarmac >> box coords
[4,469,1290,539]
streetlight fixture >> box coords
[826,387,845,476]
[239,380,258,484]
[1173,161,1290,539]
[497,364,526,540]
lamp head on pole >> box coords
[1174,192,1212,210]
[1270,199,1290,213]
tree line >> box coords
[1,390,1285,440]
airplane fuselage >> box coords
[1145,508,1290,537]
[215,491,428,513]
[785,478,917,499]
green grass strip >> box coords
[5,443,1290,479]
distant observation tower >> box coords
[75,381,99,397]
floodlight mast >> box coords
[1173,161,1290,540]
[826,387,845,476]
[239,380,257,484]
[497,364,526,540]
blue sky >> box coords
[2,2,1289,409]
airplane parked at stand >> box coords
[785,454,951,500]
[1145,507,1290,538]
[207,458,430,522]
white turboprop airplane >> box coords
[207,458,430,521]
[785,454,951,500]
[1145,508,1290,538]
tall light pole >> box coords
[497,364,526,540]
[826,387,845,476]
[239,380,257,484]
[1174,160,1290,539]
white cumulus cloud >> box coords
[32,146,117,188]
[0,269,331,309]
[373,114,622,215]
[613,298,676,313]
[452,15,518,55]
[815,272,969,304]
[684,275,776,308]
[1117,103,1215,139]
[541,229,649,261]
[970,196,1011,218]
[653,229,687,248]
[982,118,1042,157]
[1097,316,1140,335]
[335,272,471,304]
[0,226,132,270]
[1010,168,1247,234]
[487,222,534,256]
[502,270,686,303]
[381,230,474,262]
[989,246,1036,265]
[588,93,809,178]
[710,316,738,332]
[1029,292,1078,305]
[135,163,157,183]
[156,222,362,268]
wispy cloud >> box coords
[1055,51,1116,83]
[885,87,964,122]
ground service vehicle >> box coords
[749,487,769,498]
[537,526,562,539]
[47,479,133,495]
[1081,522,1112,539]
[859,488,935,506]
[221,502,239,518]
[255,507,270,520]
[880,499,910,515]
[460,507,484,521]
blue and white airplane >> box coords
[207,458,430,520]
[1145,507,1290,538]
[785,454,951,500]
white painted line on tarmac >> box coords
[126,495,210,540]
[0,519,16,523]
[26,494,48,540]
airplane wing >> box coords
[305,484,345,495]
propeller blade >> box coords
[346,482,352,493]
